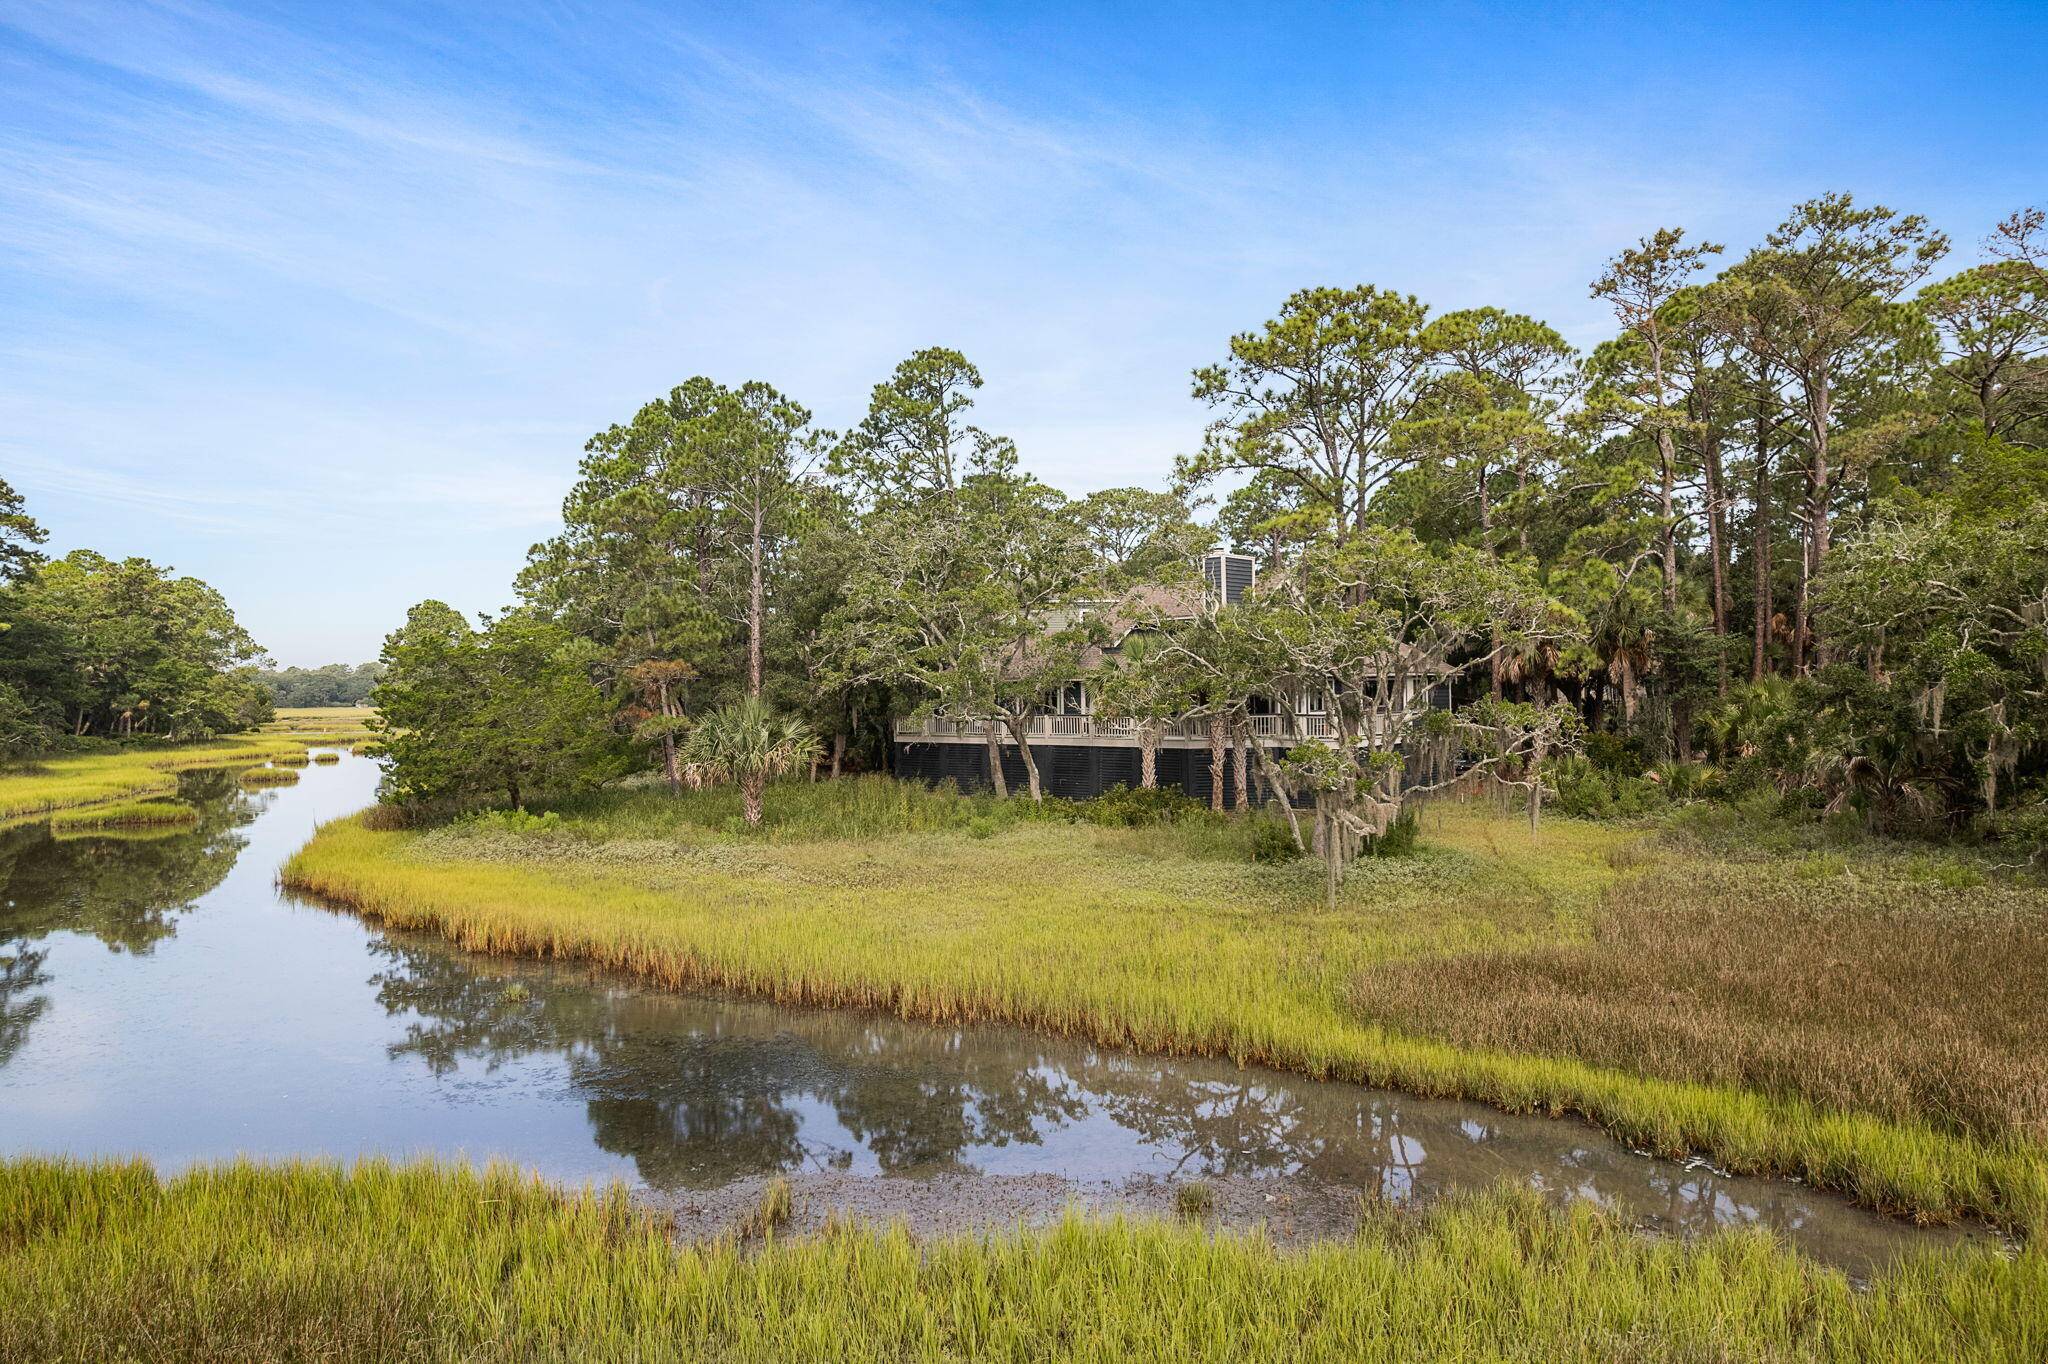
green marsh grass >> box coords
[239,766,302,788]
[46,799,198,832]
[2,1159,2041,1363]
[0,735,310,822]
[283,781,2048,1235]
[313,750,342,764]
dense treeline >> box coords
[374,194,2048,878]
[253,662,384,708]
[0,480,272,756]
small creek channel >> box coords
[0,752,1988,1275]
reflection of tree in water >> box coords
[0,942,50,1068]
[0,773,256,1067]
[369,935,1086,1189]
[0,772,256,954]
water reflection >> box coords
[0,770,256,954]
[362,930,1952,1258]
[372,936,1088,1184]
[0,752,1984,1275]
[0,770,259,1066]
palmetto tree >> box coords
[684,697,821,827]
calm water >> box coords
[0,753,1981,1272]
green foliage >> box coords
[372,602,626,810]
[252,662,384,708]
[1080,783,1205,827]
[0,546,269,743]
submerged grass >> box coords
[0,735,310,821]
[46,799,198,832]
[284,782,2048,1235]
[2,1158,2041,1363]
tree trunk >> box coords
[748,493,765,699]
[1805,371,1833,669]
[741,772,764,826]
[1206,712,1226,813]
[1231,724,1249,814]
[657,674,682,793]
[1140,729,1158,790]
[1250,739,1305,851]
[1703,435,1730,694]
[1005,715,1043,802]
[984,721,1008,799]
[829,732,845,780]
[1654,415,1680,615]
[1751,395,1774,682]
[1480,462,1503,700]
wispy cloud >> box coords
[4,1,2029,662]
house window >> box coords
[1063,681,1086,714]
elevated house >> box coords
[892,551,1451,806]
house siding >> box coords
[893,739,1277,808]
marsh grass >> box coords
[313,751,342,764]
[284,797,2048,1234]
[238,766,302,788]
[1348,853,2048,1147]
[0,736,310,821]
[1174,1181,1215,1221]
[541,775,1288,863]
[0,1159,2040,1363]
[46,799,198,832]
[261,706,378,745]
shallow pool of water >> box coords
[0,754,1983,1274]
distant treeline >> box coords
[255,662,384,708]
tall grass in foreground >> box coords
[283,804,2048,1235]
[2,1159,2040,1363]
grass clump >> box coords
[46,799,198,832]
[1174,1181,1215,1221]
[312,751,342,764]
[1,1159,2041,1363]
[284,787,2048,1234]
[238,766,301,788]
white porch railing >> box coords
[893,712,1391,743]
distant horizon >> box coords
[6,0,2044,666]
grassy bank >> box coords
[283,780,2048,1235]
[2,1159,2040,1363]
[0,735,313,821]
[46,799,198,832]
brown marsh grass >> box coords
[1349,854,2048,1149]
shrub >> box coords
[1249,816,1302,864]
[1365,809,1418,858]
[1079,784,1204,828]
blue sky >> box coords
[4,1,2043,665]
